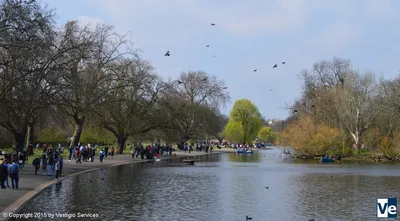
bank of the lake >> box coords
[0,150,226,221]
[13,148,400,221]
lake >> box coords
[15,148,400,221]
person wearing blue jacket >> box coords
[9,160,20,190]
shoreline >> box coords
[0,150,228,221]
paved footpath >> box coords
[0,149,232,221]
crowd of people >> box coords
[0,141,223,191]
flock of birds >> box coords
[165,23,315,221]
[164,23,287,90]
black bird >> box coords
[101,178,104,180]
[177,80,182,84]
[309,219,314,221]
[273,64,278,68]
[293,109,298,113]
[282,61,286,64]
[165,51,170,56]
[302,101,307,106]
[311,104,315,108]
[265,186,269,189]
[246,216,252,220]
[206,45,210,47]
[211,23,216,26]
[202,78,207,81]
[253,69,257,72]
[223,87,227,89]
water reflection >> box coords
[16,150,400,221]
[293,174,400,221]
[228,152,262,162]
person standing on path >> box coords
[48,154,54,176]
[42,154,47,175]
[91,148,95,162]
[104,146,109,158]
[4,161,10,188]
[110,146,114,158]
[0,159,8,189]
[54,159,60,180]
[99,150,105,163]
[69,146,73,161]
[32,157,41,175]
[59,156,63,177]
[9,160,20,190]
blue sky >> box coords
[46,0,400,120]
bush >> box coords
[278,117,342,157]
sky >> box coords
[46,0,400,120]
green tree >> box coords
[257,127,276,143]
[223,99,263,144]
[37,127,66,145]
[80,127,116,145]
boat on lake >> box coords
[320,156,335,163]
[237,149,253,154]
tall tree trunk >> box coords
[70,120,84,148]
[14,132,26,159]
[26,124,35,155]
[117,135,127,154]
[179,136,189,150]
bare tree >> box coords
[337,72,386,156]
[0,0,64,154]
[99,58,167,154]
[163,71,230,146]
[207,112,229,144]
[56,21,133,149]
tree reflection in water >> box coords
[228,152,262,163]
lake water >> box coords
[15,148,400,221]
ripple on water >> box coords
[15,152,400,221]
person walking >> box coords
[32,157,41,175]
[9,160,20,190]
[54,159,60,180]
[0,159,8,189]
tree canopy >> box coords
[223,99,263,144]
[257,127,276,143]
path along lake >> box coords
[15,148,400,221]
